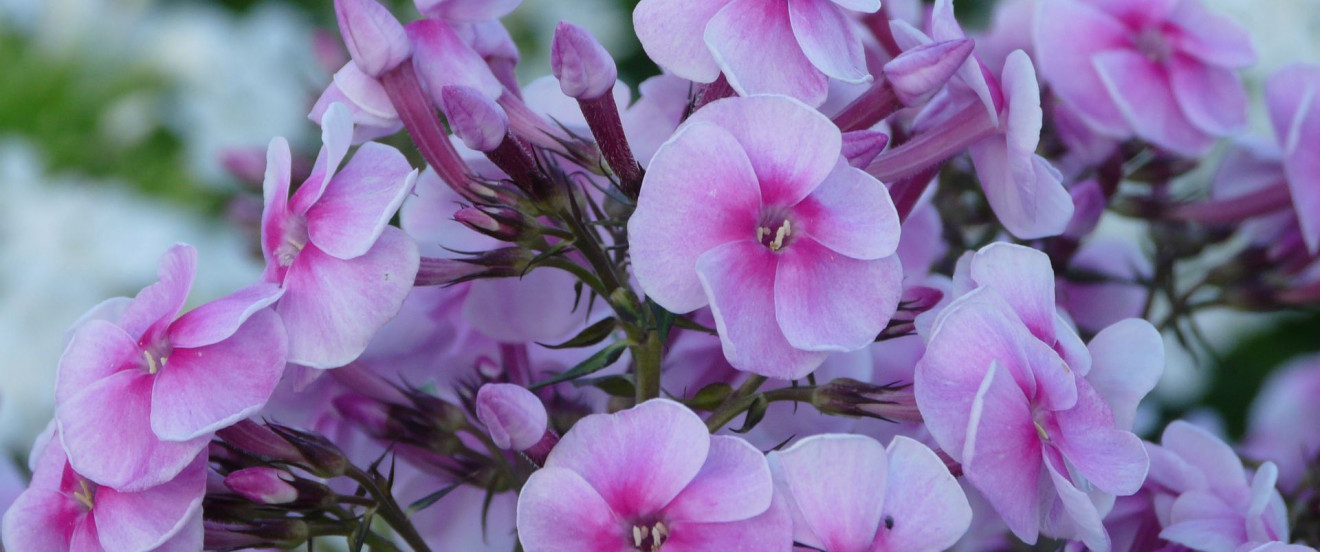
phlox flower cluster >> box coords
[3,0,1320,551]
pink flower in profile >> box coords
[629,95,903,379]
[2,429,205,552]
[516,400,791,552]
[261,103,420,369]
[915,243,1164,551]
[633,0,880,106]
[1034,0,1256,156]
[768,434,972,552]
[55,244,286,491]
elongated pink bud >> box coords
[334,0,411,78]
[225,467,298,505]
[884,38,975,107]
[475,383,548,451]
[842,130,891,169]
[440,85,509,152]
[551,22,617,100]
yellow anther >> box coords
[74,479,95,510]
[143,350,159,375]
[1035,421,1050,442]
[769,220,791,251]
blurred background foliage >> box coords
[0,0,1315,448]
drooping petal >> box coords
[167,283,284,349]
[1160,491,1247,551]
[1032,0,1133,137]
[775,239,902,352]
[516,467,630,552]
[1,488,81,552]
[771,434,887,552]
[968,141,1074,240]
[277,230,419,369]
[664,436,774,524]
[686,95,841,205]
[697,241,829,379]
[787,0,870,84]
[290,103,356,216]
[93,452,205,552]
[661,493,794,552]
[1166,0,1257,68]
[57,371,208,491]
[705,0,829,105]
[55,320,141,405]
[633,0,733,83]
[793,160,900,260]
[1169,55,1248,136]
[968,243,1057,343]
[544,400,709,519]
[1093,49,1214,157]
[629,122,763,313]
[1042,452,1110,552]
[873,436,973,552]
[1053,378,1150,496]
[1085,319,1164,431]
[1159,422,1251,506]
[260,137,294,281]
[306,142,418,260]
[963,361,1042,544]
[118,244,197,344]
[144,512,203,552]
[150,310,288,441]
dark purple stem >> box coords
[579,92,644,198]
[381,61,477,200]
[833,80,901,132]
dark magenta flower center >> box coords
[756,208,797,252]
[627,519,670,551]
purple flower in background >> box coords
[769,434,972,552]
[916,243,1163,550]
[261,103,420,369]
[1244,354,1320,492]
[1035,0,1256,156]
[517,399,790,552]
[55,244,286,491]
[2,430,205,552]
[629,95,903,379]
[633,0,880,106]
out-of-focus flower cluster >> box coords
[3,0,1320,550]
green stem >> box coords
[632,330,664,402]
[345,467,434,552]
[706,377,817,433]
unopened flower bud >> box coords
[455,205,525,241]
[883,38,975,107]
[476,383,549,451]
[415,248,534,285]
[204,519,310,551]
[812,378,923,423]
[841,130,890,169]
[334,0,412,78]
[441,85,510,152]
[225,467,298,505]
[216,420,307,465]
[268,425,351,478]
[551,22,618,100]
[334,394,395,436]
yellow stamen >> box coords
[144,350,159,375]
[74,479,95,510]
[1035,421,1050,442]
[769,220,791,251]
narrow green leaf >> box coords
[529,341,629,389]
[731,395,769,434]
[687,382,733,410]
[537,318,618,350]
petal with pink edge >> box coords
[1,488,81,552]
[306,142,418,260]
[687,95,841,206]
[1093,50,1213,157]
[697,241,829,379]
[788,0,870,84]
[1053,378,1149,496]
[629,122,762,313]
[260,137,294,281]
[277,230,419,369]
[705,0,829,106]
[55,320,140,405]
[151,309,288,441]
[633,0,732,83]
[873,436,972,552]
[516,467,630,552]
[1166,0,1256,68]
[1032,0,1132,137]
[1159,421,1250,505]
[167,283,284,349]
[969,243,1056,342]
[57,371,208,491]
[664,435,773,524]
[1085,319,1163,431]
[118,244,197,345]
[771,434,886,552]
[963,361,1042,544]
[407,19,506,102]
[93,452,205,552]
[794,160,900,260]
[147,512,203,552]
[290,103,355,215]
[775,239,902,352]
[661,493,794,552]
[544,400,709,519]
[1169,55,1248,136]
